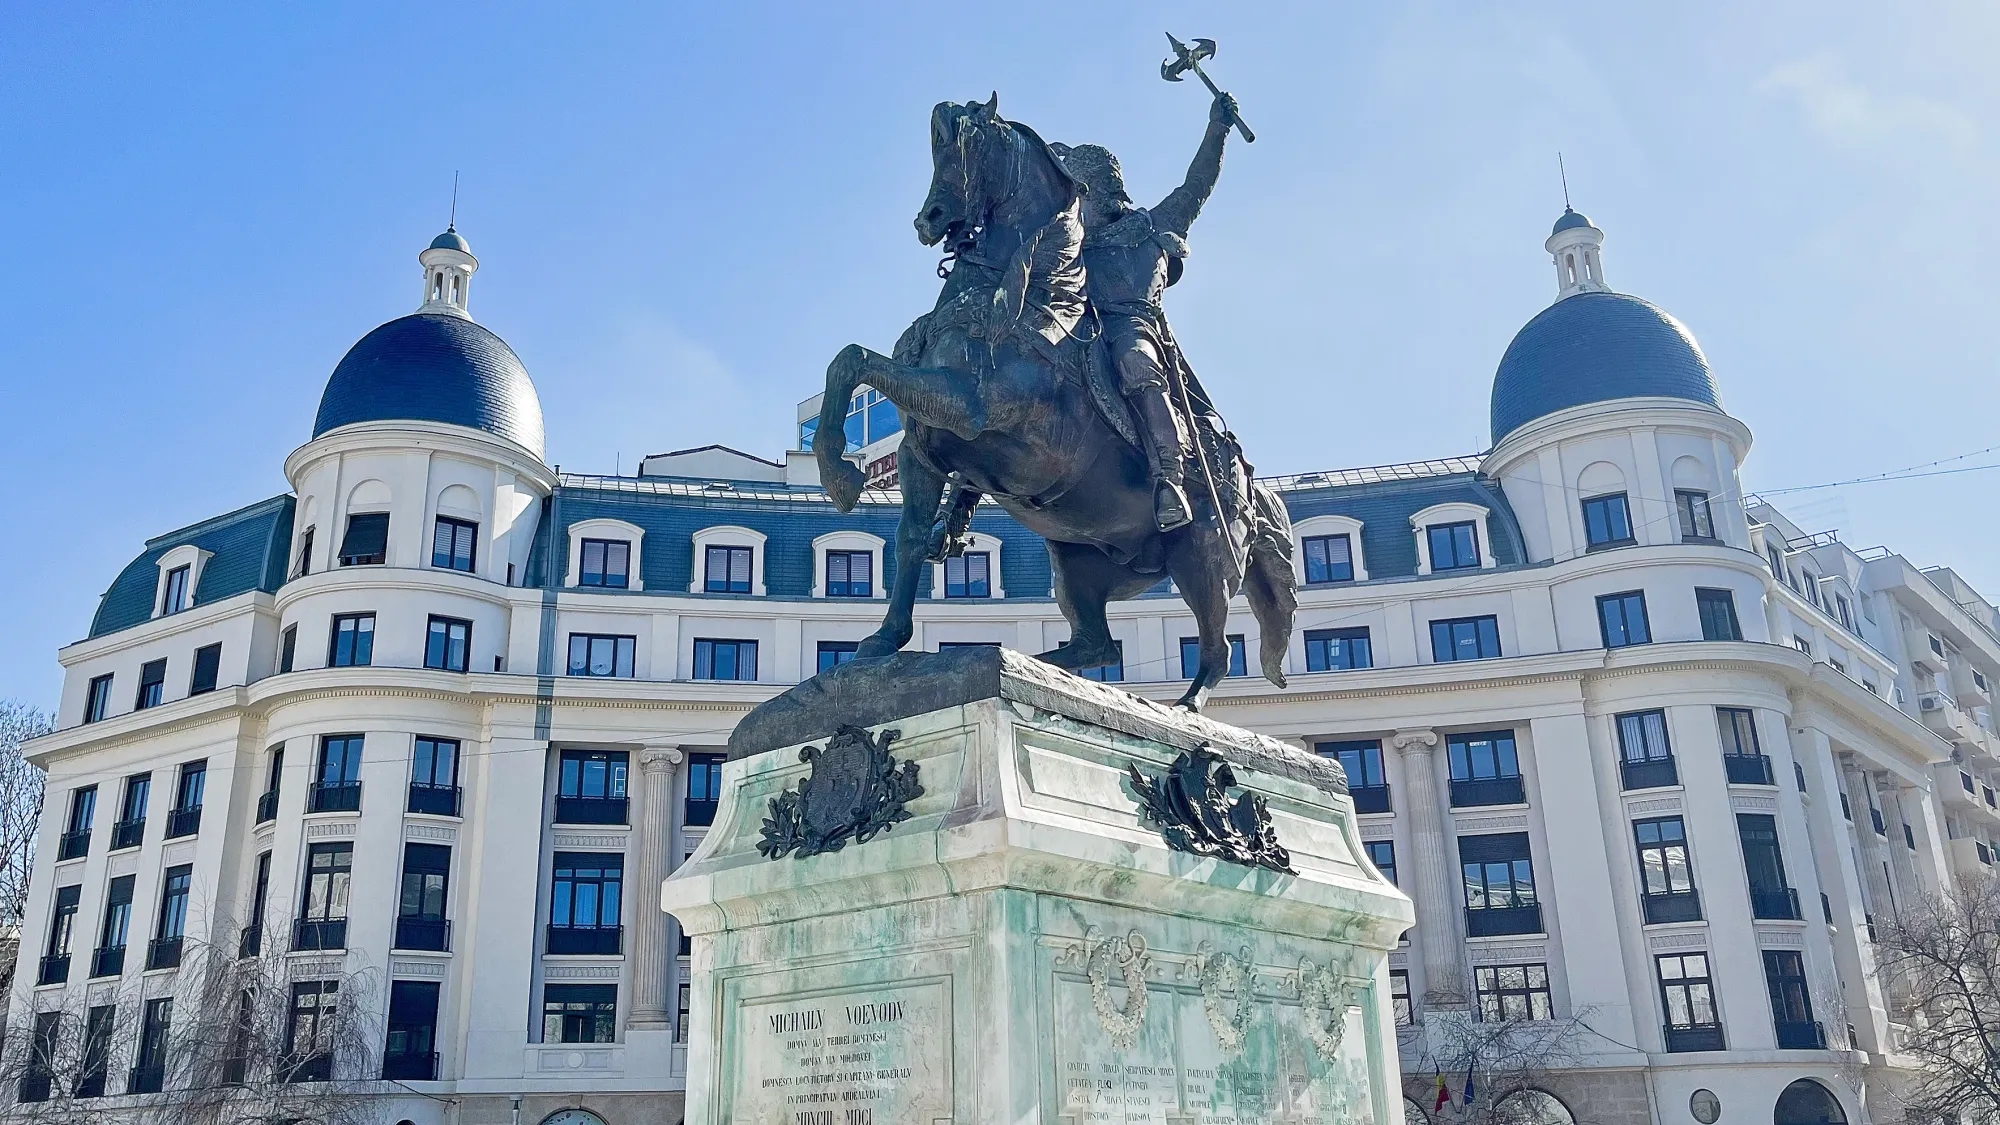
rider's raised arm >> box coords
[1152,93,1237,237]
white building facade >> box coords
[13,210,1975,1125]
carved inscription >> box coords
[731,981,950,1124]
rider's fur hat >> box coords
[1049,143,1131,204]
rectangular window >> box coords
[704,544,753,593]
[284,981,339,1081]
[686,752,725,826]
[1617,710,1677,789]
[544,984,618,1044]
[384,980,442,1080]
[817,640,860,673]
[1302,534,1355,584]
[1447,730,1523,806]
[1319,739,1389,814]
[1635,817,1701,923]
[1473,962,1553,1021]
[1834,594,1854,631]
[944,552,991,598]
[579,538,631,588]
[243,851,271,957]
[44,884,80,983]
[279,625,297,673]
[409,736,458,815]
[1598,591,1653,648]
[557,748,629,825]
[1794,635,1812,656]
[1696,588,1742,641]
[1658,953,1722,1050]
[188,643,222,695]
[135,658,167,710]
[1738,813,1799,919]
[292,526,314,579]
[549,853,624,954]
[76,1005,114,1097]
[329,613,376,667]
[300,842,353,931]
[1763,950,1823,1048]
[693,638,759,681]
[133,997,172,1091]
[338,512,389,566]
[1717,707,1773,785]
[1389,969,1412,1025]
[96,874,134,975]
[1304,627,1372,672]
[84,673,114,723]
[1427,521,1481,570]
[1459,832,1541,935]
[166,760,204,838]
[825,550,873,597]
[161,565,191,615]
[1364,840,1397,885]
[1582,493,1634,548]
[312,734,363,812]
[1431,616,1501,662]
[424,615,472,672]
[1078,640,1125,682]
[1765,543,1787,583]
[113,774,149,849]
[1676,490,1715,540]
[567,634,636,678]
[1179,635,1248,679]
[397,843,451,952]
[59,785,95,860]
[149,864,192,968]
[431,516,477,572]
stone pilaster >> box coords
[1392,728,1466,1007]
[627,746,684,1027]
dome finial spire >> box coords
[419,203,477,318]
[1545,176,1607,301]
[448,171,458,232]
[1558,152,1571,211]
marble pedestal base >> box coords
[660,648,1413,1125]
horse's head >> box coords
[915,93,1005,248]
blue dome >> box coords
[314,312,545,456]
[1551,208,1593,235]
[1490,291,1719,444]
[429,228,471,252]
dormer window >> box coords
[705,546,753,594]
[1302,535,1354,584]
[945,554,990,599]
[825,551,873,598]
[689,527,765,596]
[1581,494,1633,550]
[160,566,191,615]
[431,517,477,573]
[580,540,630,588]
[1428,522,1480,571]
[339,513,389,567]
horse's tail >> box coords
[1244,480,1297,689]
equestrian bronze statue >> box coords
[815,91,1295,711]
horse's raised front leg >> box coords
[818,343,988,512]
[857,443,947,658]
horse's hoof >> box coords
[855,633,907,659]
[1173,688,1207,713]
[824,460,866,513]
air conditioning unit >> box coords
[1922,696,1943,711]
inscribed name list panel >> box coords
[1052,974,1181,1125]
[1269,998,1378,1125]
[727,978,951,1125]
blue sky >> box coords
[4,2,1998,709]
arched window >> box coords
[1494,1089,1575,1125]
[1774,1079,1846,1125]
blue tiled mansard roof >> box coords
[89,495,295,638]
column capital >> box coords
[1391,729,1439,754]
[640,747,684,772]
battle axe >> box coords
[1161,34,1255,143]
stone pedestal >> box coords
[660,648,1413,1124]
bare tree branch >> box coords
[1874,877,2000,1122]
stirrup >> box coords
[1155,480,1192,532]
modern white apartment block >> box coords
[14,209,1980,1125]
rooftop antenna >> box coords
[449,171,459,230]
[1558,153,1571,211]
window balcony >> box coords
[1723,754,1776,786]
[110,817,145,851]
[1663,1023,1726,1053]
[381,1051,438,1081]
[255,789,280,823]
[164,807,201,839]
[293,918,348,951]
[37,954,69,986]
[1620,758,1679,791]
[90,945,125,978]
[57,829,90,861]
[1641,890,1703,925]
[1350,784,1392,815]
[128,1064,165,1094]
[546,923,623,955]
[1750,887,1803,921]
[554,795,628,825]
[395,917,451,952]
[309,783,361,814]
[1464,904,1543,937]
[146,936,183,971]
[238,924,262,959]
[683,797,718,827]
[1449,777,1525,808]
[1775,1019,1828,1050]
[17,1074,52,1103]
[407,783,462,817]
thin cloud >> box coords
[1758,53,1977,155]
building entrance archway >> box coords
[1774,1078,1846,1125]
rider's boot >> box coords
[1134,391,1192,532]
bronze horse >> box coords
[816,95,1295,710]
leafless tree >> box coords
[1873,876,2000,1123]
[1408,1008,1593,1125]
[0,703,51,967]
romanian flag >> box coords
[1463,1062,1477,1106]
[1432,1070,1451,1112]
